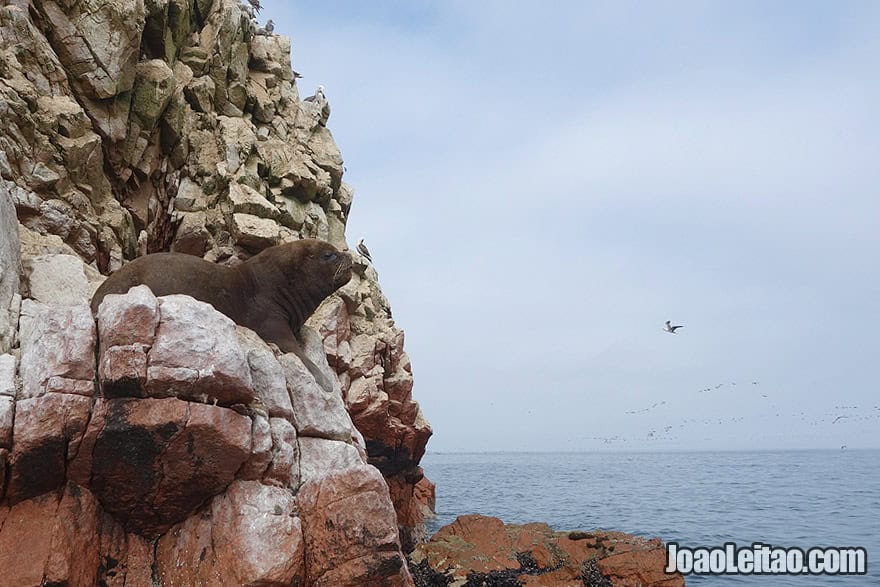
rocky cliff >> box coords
[0,0,432,584]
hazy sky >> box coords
[261,1,880,452]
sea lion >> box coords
[91,239,353,353]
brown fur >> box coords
[91,239,353,352]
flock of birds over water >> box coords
[582,319,880,449]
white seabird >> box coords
[663,320,683,334]
[357,238,372,262]
[304,85,325,103]
[255,19,274,36]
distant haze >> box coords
[263,1,880,452]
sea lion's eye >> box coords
[322,252,337,262]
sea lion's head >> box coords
[238,239,353,335]
[251,238,352,291]
[305,239,353,290]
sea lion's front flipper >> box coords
[261,321,335,393]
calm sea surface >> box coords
[421,450,879,586]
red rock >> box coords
[95,512,154,586]
[599,548,684,587]
[410,515,683,587]
[388,469,434,552]
[96,284,159,348]
[413,474,436,516]
[99,343,149,397]
[347,334,379,379]
[357,409,431,479]
[6,394,92,502]
[386,331,408,374]
[0,448,7,498]
[0,484,101,587]
[155,502,220,586]
[298,465,413,586]
[73,397,252,536]
[313,289,433,546]
[431,515,519,573]
[557,534,602,566]
[0,396,12,448]
[18,301,95,398]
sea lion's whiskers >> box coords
[332,258,349,282]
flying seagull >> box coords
[356,238,372,262]
[663,320,683,334]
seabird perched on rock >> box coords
[256,19,274,36]
[304,85,326,103]
[303,85,330,126]
[663,320,683,334]
[356,238,372,262]
[247,0,261,13]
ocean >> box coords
[421,450,879,585]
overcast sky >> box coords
[261,1,880,452]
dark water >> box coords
[421,450,879,585]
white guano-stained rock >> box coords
[21,254,92,306]
[298,436,364,486]
[0,181,21,353]
[281,350,353,442]
[18,300,96,398]
[236,326,294,419]
[146,294,254,405]
[0,354,16,397]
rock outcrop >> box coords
[0,182,20,353]
[0,0,432,583]
[311,258,434,551]
[410,515,684,587]
[1,283,414,585]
